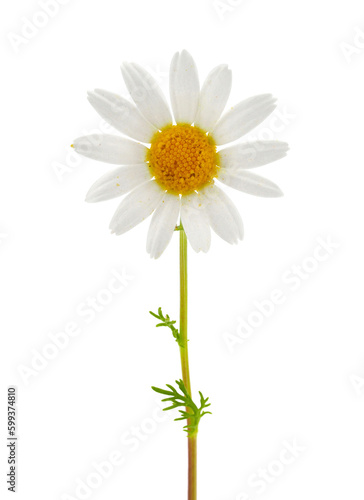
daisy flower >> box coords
[73,50,288,258]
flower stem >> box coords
[188,435,197,500]
[179,226,197,500]
[179,227,191,393]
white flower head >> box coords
[73,50,288,258]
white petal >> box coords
[201,184,243,244]
[146,194,180,258]
[212,94,277,145]
[87,89,157,143]
[219,141,289,171]
[109,181,165,236]
[86,164,153,203]
[121,62,172,129]
[169,50,200,124]
[180,192,211,253]
[194,64,232,132]
[218,169,283,197]
[73,134,147,165]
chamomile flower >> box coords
[73,50,288,258]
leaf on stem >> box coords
[151,379,212,437]
[149,307,185,347]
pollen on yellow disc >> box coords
[146,124,219,195]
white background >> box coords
[1,1,364,499]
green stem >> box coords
[179,227,191,393]
[188,436,197,500]
[179,226,197,500]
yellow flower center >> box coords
[147,124,218,195]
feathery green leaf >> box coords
[149,308,184,347]
[151,379,211,437]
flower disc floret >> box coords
[147,124,218,195]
